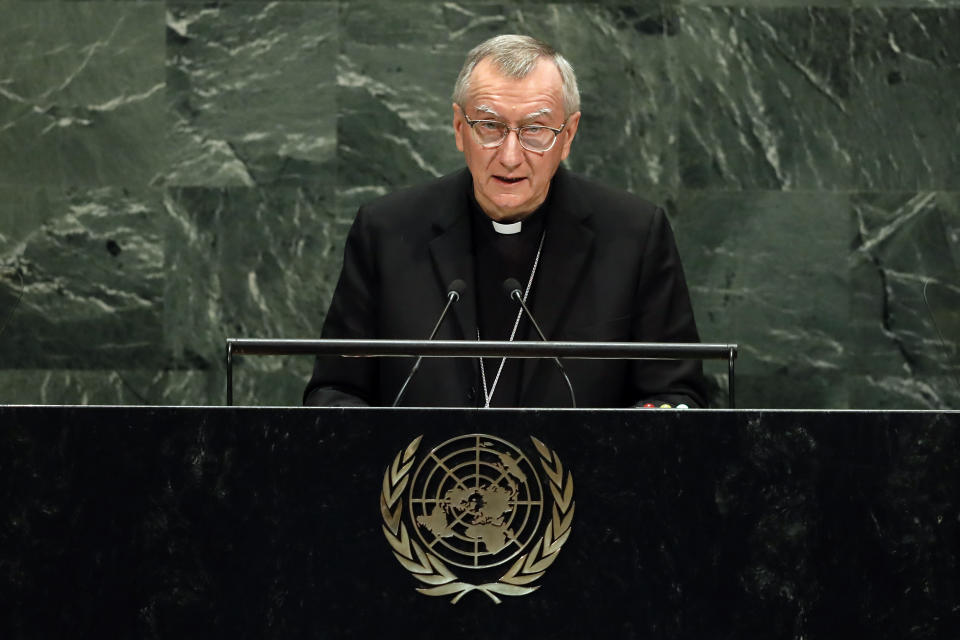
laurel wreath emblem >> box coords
[380,435,575,604]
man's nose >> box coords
[497,129,523,167]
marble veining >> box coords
[0,2,958,408]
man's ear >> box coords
[452,103,465,152]
[559,111,581,161]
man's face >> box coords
[453,58,580,222]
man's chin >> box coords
[486,199,532,222]
[475,187,543,221]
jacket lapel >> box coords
[428,170,477,343]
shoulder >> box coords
[356,169,471,231]
[553,167,664,233]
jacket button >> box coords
[467,387,475,401]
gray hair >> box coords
[452,35,581,117]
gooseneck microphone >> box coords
[502,277,577,408]
[392,279,466,407]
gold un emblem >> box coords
[380,434,575,603]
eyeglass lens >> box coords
[473,122,556,152]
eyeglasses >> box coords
[462,115,566,153]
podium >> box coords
[2,406,958,638]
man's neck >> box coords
[475,192,548,224]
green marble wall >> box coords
[1,1,958,408]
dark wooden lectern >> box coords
[2,406,957,638]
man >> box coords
[304,35,706,408]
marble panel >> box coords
[848,8,960,190]
[548,4,677,192]
[677,1,960,6]
[228,355,316,406]
[163,184,341,404]
[0,186,166,369]
[336,3,511,192]
[0,188,61,252]
[672,190,853,408]
[2,2,958,410]
[0,2,165,188]
[164,2,338,188]
[848,191,960,408]
[670,7,854,190]
[0,368,210,406]
[677,0,852,7]
[852,1,960,7]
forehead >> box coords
[464,58,564,116]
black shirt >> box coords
[468,189,549,407]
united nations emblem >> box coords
[380,434,574,603]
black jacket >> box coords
[304,167,707,408]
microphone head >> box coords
[447,278,467,301]
[502,277,523,301]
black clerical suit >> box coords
[304,166,707,408]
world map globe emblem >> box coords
[408,434,545,570]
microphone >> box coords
[502,278,577,408]
[392,279,466,407]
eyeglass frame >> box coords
[461,113,567,153]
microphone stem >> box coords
[392,291,458,407]
[512,291,547,342]
[511,292,577,408]
[428,292,458,340]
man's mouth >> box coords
[494,176,525,184]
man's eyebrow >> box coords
[472,104,553,122]
[522,108,553,121]
[474,104,501,118]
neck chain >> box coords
[479,230,546,408]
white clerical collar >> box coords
[491,219,522,235]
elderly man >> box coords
[304,34,706,408]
